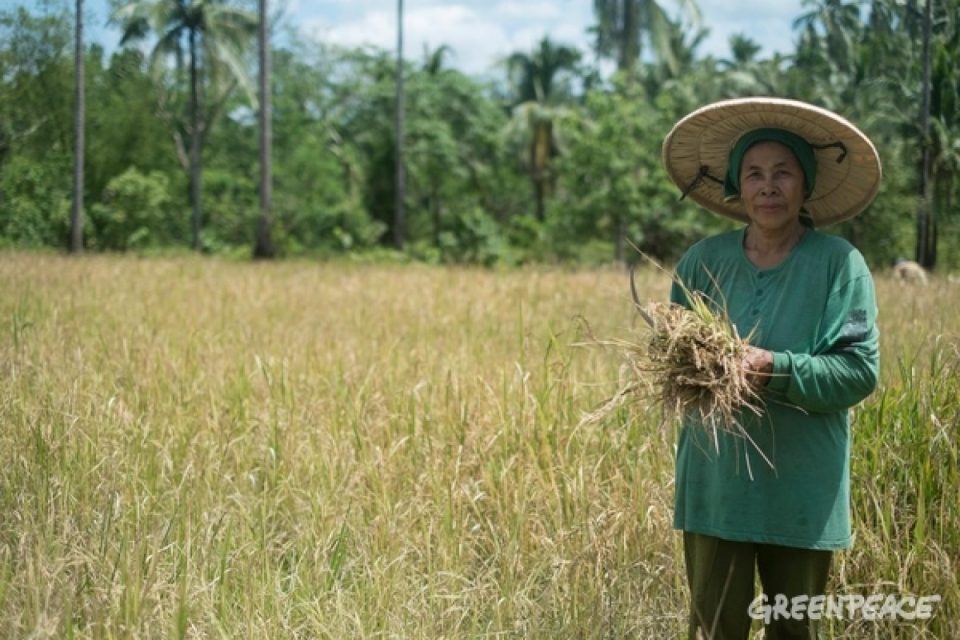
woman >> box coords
[660,98,882,639]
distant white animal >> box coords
[893,259,928,285]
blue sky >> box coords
[288,0,808,74]
[5,0,808,76]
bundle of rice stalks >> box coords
[579,266,768,460]
[629,292,763,431]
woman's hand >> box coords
[742,346,774,387]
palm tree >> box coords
[715,34,789,97]
[722,34,762,68]
[793,0,862,74]
[928,115,960,267]
[394,0,406,249]
[505,37,581,220]
[916,0,960,269]
[113,0,257,251]
[639,16,708,99]
[915,0,933,268]
[591,3,702,261]
[506,101,566,221]
[422,43,454,76]
[591,0,701,79]
[253,0,274,258]
[506,38,582,105]
[71,0,85,253]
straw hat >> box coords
[661,97,882,226]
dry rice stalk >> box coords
[579,263,770,467]
[633,299,763,423]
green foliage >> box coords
[200,167,256,249]
[836,148,917,269]
[403,57,511,248]
[1,0,960,267]
[89,166,180,250]
[550,85,730,263]
[0,6,74,165]
[0,155,70,247]
[86,48,178,202]
[435,206,512,266]
[270,126,385,255]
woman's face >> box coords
[738,141,806,233]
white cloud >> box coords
[297,0,805,74]
[491,1,565,21]
[305,9,393,50]
[696,0,804,58]
[406,6,514,73]
[303,4,523,75]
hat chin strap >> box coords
[680,165,724,200]
[810,140,848,163]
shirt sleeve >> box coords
[766,264,880,414]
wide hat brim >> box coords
[662,97,882,226]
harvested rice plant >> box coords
[1,252,957,638]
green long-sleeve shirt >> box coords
[670,227,879,549]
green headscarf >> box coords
[722,128,817,201]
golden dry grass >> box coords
[0,252,956,638]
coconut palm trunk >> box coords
[915,0,934,268]
[71,0,85,253]
[254,0,274,258]
[531,119,553,221]
[618,0,639,76]
[189,28,203,251]
[394,0,406,249]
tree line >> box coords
[1,0,958,269]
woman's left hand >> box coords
[742,346,774,387]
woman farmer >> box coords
[661,98,882,639]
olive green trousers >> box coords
[683,531,833,640]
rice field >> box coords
[1,251,957,639]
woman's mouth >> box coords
[755,203,782,214]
